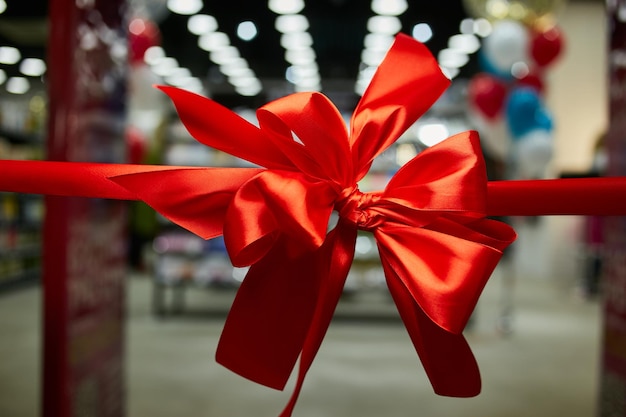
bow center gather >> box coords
[335,186,383,231]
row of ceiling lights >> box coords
[0,0,494,98]
[0,0,46,96]
[153,0,494,98]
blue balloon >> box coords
[505,87,553,140]
[478,49,513,80]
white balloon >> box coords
[482,20,530,75]
[513,129,554,179]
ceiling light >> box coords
[0,0,6,14]
[448,34,480,54]
[0,46,21,65]
[370,0,408,16]
[438,48,469,68]
[275,14,309,33]
[237,21,258,41]
[187,14,218,35]
[473,18,492,37]
[417,123,449,147]
[285,47,316,65]
[210,46,240,65]
[167,0,203,15]
[198,31,230,51]
[367,15,402,35]
[460,18,475,35]
[280,32,313,49]
[360,48,386,66]
[268,0,305,15]
[412,23,433,43]
[363,33,394,51]
[236,80,262,97]
[144,46,165,65]
[19,58,46,77]
[219,58,250,76]
[151,57,179,77]
[6,77,30,94]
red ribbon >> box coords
[2,34,626,416]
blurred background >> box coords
[0,0,616,416]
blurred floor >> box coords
[0,216,605,416]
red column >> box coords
[44,0,128,416]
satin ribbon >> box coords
[1,34,625,416]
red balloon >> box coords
[516,71,545,95]
[468,73,508,120]
[530,26,564,68]
[129,18,161,65]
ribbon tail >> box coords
[382,257,481,397]
[216,234,321,390]
[279,219,357,417]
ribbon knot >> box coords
[335,186,383,231]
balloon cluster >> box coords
[464,1,565,179]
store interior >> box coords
[0,0,614,416]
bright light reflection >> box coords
[151,57,179,77]
[448,34,480,54]
[412,23,433,43]
[210,46,240,65]
[0,0,7,14]
[364,33,394,51]
[285,48,316,65]
[0,46,20,65]
[237,21,258,41]
[144,46,165,65]
[438,48,469,68]
[6,77,30,94]
[19,58,46,76]
[187,14,218,35]
[198,31,230,51]
[367,15,402,35]
[417,123,449,147]
[167,0,203,15]
[371,0,408,16]
[280,32,313,49]
[268,0,304,14]
[473,18,492,37]
[275,14,309,33]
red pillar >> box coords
[44,0,128,416]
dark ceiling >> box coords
[0,0,478,108]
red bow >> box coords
[117,34,515,416]
[0,34,518,416]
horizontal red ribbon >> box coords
[1,34,625,417]
[2,158,625,216]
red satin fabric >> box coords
[0,33,624,417]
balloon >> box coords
[482,20,530,76]
[515,71,545,94]
[513,128,553,178]
[129,17,161,65]
[468,73,508,120]
[530,26,565,67]
[505,87,553,139]
[462,0,565,27]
